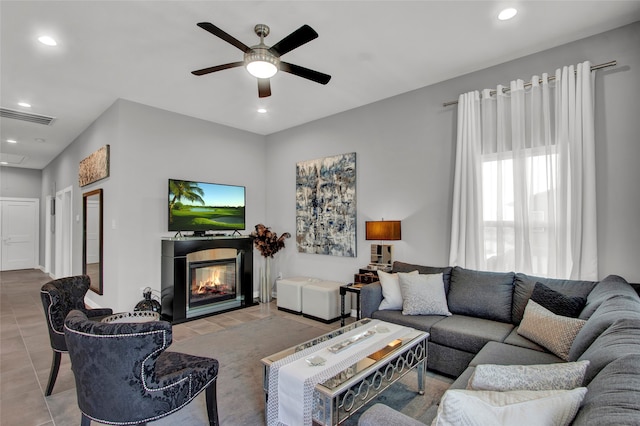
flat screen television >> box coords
[168,179,246,236]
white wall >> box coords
[42,100,266,311]
[266,21,640,284]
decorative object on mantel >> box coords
[251,224,291,303]
[296,152,357,257]
[79,144,110,187]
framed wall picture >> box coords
[79,145,110,187]
[296,152,357,257]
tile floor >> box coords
[0,269,341,426]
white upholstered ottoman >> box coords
[276,277,322,314]
[301,280,350,323]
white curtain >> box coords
[449,61,598,280]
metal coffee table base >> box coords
[312,338,426,425]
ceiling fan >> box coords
[191,22,331,98]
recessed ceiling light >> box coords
[498,8,518,21]
[18,102,31,108]
[7,139,17,144]
[0,162,8,165]
[257,108,268,114]
[35,138,46,143]
[38,35,57,46]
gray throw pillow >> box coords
[398,272,451,316]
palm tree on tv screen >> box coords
[169,180,205,224]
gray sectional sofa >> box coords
[358,261,640,425]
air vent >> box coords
[0,108,56,126]
[0,153,26,165]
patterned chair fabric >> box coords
[64,310,219,426]
[40,275,113,396]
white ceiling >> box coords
[2,1,640,170]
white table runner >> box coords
[266,320,411,426]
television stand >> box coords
[232,230,242,236]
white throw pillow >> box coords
[398,272,451,316]
[378,270,417,310]
[433,388,587,426]
[518,300,587,361]
[467,361,589,391]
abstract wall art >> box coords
[296,152,357,257]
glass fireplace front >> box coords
[185,248,242,319]
[189,259,237,308]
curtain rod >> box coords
[442,60,617,107]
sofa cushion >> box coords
[378,270,418,310]
[580,275,640,319]
[503,327,546,352]
[428,342,476,378]
[371,310,445,332]
[447,267,514,323]
[429,315,513,354]
[577,318,640,384]
[568,295,640,361]
[399,273,451,316]
[512,273,596,325]
[518,300,586,361]
[433,388,586,426]
[467,361,589,391]
[470,342,563,367]
[392,261,452,293]
[571,354,640,426]
[530,282,586,318]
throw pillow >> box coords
[531,282,586,318]
[467,361,589,391]
[518,300,587,361]
[378,270,417,310]
[398,272,451,316]
[432,388,587,426]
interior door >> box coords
[0,198,39,271]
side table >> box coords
[339,284,364,327]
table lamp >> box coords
[365,220,401,271]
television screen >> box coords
[168,179,246,234]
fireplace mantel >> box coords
[161,236,255,323]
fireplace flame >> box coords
[194,267,232,295]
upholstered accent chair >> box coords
[63,310,219,426]
[40,275,113,396]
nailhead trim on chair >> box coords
[64,323,219,425]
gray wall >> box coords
[34,21,640,311]
[266,21,640,284]
[0,167,42,198]
[41,99,266,311]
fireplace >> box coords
[161,236,254,323]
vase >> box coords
[259,257,271,303]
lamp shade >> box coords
[365,221,401,241]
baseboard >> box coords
[301,313,341,324]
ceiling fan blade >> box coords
[197,22,251,53]
[269,25,318,56]
[258,79,272,98]
[191,61,244,76]
[280,62,331,85]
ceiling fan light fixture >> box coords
[244,48,279,79]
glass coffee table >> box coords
[261,318,428,425]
